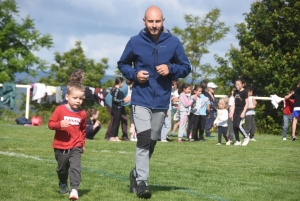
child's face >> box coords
[208,87,215,93]
[92,111,99,119]
[195,88,202,96]
[172,81,178,89]
[248,90,253,96]
[235,81,244,91]
[65,89,85,109]
[218,100,225,109]
[183,86,192,94]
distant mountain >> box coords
[14,71,115,85]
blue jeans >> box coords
[282,114,293,138]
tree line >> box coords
[1,0,299,134]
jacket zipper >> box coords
[152,44,158,109]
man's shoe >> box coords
[137,181,151,199]
[122,137,130,141]
[69,189,78,200]
[58,183,69,194]
[234,141,241,146]
[130,170,137,193]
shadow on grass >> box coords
[79,189,91,196]
[149,184,188,192]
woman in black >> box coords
[229,78,250,146]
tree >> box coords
[172,8,230,84]
[215,0,300,134]
[0,0,53,83]
[39,41,109,87]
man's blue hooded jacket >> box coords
[118,27,191,110]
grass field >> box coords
[0,122,299,201]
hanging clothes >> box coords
[56,86,63,103]
[32,83,46,103]
[0,82,16,109]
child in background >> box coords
[244,87,257,141]
[227,88,236,143]
[48,81,86,200]
[110,77,130,141]
[214,97,230,145]
[86,108,101,140]
[171,81,181,137]
[291,80,300,141]
[187,85,205,142]
[197,90,210,141]
[229,78,250,146]
[282,89,294,140]
[178,83,195,142]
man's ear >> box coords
[143,18,146,26]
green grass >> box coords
[0,122,299,201]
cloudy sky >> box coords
[15,0,255,75]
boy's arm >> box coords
[48,107,63,130]
[81,112,87,147]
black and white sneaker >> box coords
[130,170,137,193]
[137,181,151,199]
[292,136,296,141]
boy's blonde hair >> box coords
[219,97,229,109]
[67,81,85,94]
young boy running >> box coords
[48,81,86,200]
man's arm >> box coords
[117,40,138,82]
[167,38,191,79]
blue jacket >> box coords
[118,27,191,110]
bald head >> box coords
[143,6,165,41]
[144,6,163,19]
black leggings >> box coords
[218,126,228,143]
[233,109,247,141]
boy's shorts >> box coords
[292,110,300,119]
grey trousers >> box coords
[161,110,171,140]
[282,114,293,138]
[244,115,256,139]
[54,146,83,190]
[131,105,166,184]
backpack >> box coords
[15,117,31,125]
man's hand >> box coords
[136,70,149,83]
[156,64,169,76]
[60,120,69,128]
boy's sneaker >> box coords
[161,139,168,142]
[58,183,69,194]
[292,136,296,141]
[69,189,78,200]
[137,181,151,199]
[226,141,231,145]
[130,170,137,193]
[250,138,256,141]
[234,141,241,146]
[216,143,221,145]
[242,137,250,146]
[283,137,286,141]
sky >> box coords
[15,0,255,75]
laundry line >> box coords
[0,84,31,119]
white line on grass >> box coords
[0,151,229,201]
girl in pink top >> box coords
[178,83,195,142]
